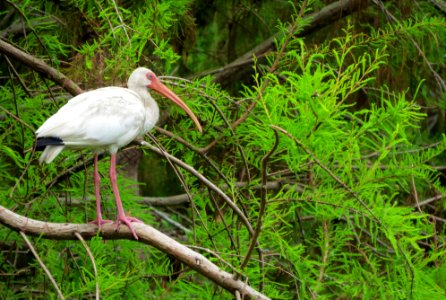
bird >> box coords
[35,67,202,239]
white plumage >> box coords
[37,87,148,162]
[36,67,202,239]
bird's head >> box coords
[128,67,203,133]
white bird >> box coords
[36,67,202,239]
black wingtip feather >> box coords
[36,137,64,151]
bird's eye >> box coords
[147,74,154,80]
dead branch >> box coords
[0,204,270,300]
[0,39,83,96]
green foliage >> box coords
[1,0,446,299]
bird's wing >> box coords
[36,87,145,148]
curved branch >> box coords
[0,39,83,96]
[140,141,255,237]
[0,205,270,300]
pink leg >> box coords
[90,154,113,226]
[110,153,141,239]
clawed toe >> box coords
[116,216,142,239]
[120,216,142,223]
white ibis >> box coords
[36,67,202,239]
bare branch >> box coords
[412,194,445,208]
[0,205,270,300]
[151,208,191,234]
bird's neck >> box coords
[131,86,160,133]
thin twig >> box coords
[138,179,305,206]
[151,208,191,234]
[411,171,422,213]
[412,194,445,208]
[235,290,241,300]
[145,132,201,244]
[155,126,235,190]
[110,0,131,43]
[360,141,443,160]
[74,232,99,300]
[0,105,34,131]
[140,140,255,237]
[3,54,32,97]
[9,144,36,198]
[20,231,65,300]
[240,131,279,272]
[139,194,191,206]
[188,245,243,276]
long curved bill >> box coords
[150,78,203,133]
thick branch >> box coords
[0,205,269,300]
[0,39,83,96]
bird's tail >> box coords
[36,137,65,163]
[39,146,65,163]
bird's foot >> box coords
[116,215,142,240]
[90,218,114,227]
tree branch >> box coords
[203,0,367,84]
[0,204,270,300]
[0,39,83,96]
